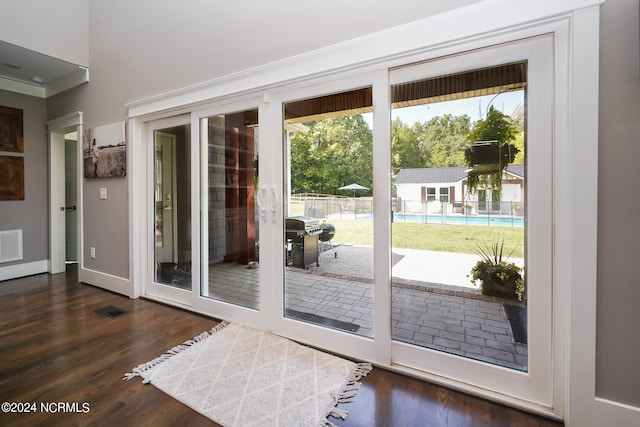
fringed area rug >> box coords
[125,322,372,427]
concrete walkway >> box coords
[312,243,483,288]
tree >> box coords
[512,120,525,164]
[464,105,520,199]
[289,115,373,195]
[391,114,471,174]
[420,114,471,168]
[391,118,429,175]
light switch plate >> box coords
[100,187,107,200]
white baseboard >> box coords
[79,267,133,298]
[595,397,640,427]
[0,260,49,281]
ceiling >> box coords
[0,40,88,98]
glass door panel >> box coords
[282,87,375,337]
[389,37,554,407]
[200,109,260,309]
[390,62,528,371]
[153,125,192,290]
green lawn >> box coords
[290,201,524,257]
[325,219,524,258]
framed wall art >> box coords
[0,156,25,200]
[0,106,24,153]
[83,121,126,178]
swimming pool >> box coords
[357,213,524,226]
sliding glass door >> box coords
[390,62,528,371]
[269,36,553,406]
[388,36,553,405]
[281,87,375,338]
[142,35,555,410]
[199,108,261,310]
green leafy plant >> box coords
[464,106,520,199]
[469,239,524,301]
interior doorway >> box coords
[47,112,83,274]
[64,132,78,263]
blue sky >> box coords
[362,90,524,128]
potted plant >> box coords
[464,106,520,200]
[469,239,524,301]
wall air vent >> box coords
[0,229,23,263]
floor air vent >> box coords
[94,305,128,318]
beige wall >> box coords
[0,0,89,66]
[596,0,640,406]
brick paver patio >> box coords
[205,244,527,371]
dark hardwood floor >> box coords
[0,267,563,427]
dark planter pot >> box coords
[479,277,519,300]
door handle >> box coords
[256,186,267,221]
[269,186,278,223]
[65,206,77,211]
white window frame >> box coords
[439,187,449,203]
[426,187,436,201]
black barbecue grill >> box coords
[285,216,322,268]
[319,222,337,258]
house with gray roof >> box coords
[394,165,524,215]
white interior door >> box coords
[49,131,66,274]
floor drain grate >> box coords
[94,305,128,318]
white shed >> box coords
[394,165,524,215]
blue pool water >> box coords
[357,213,524,227]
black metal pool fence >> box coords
[292,195,524,226]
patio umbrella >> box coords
[338,183,369,197]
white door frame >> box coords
[47,112,83,275]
